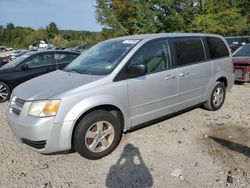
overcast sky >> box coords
[0,0,102,31]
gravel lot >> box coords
[0,84,250,188]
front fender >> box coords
[56,94,131,151]
[64,94,130,129]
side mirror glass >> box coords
[127,64,147,78]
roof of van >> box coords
[108,33,224,41]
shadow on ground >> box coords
[201,124,250,169]
[209,136,250,158]
[106,143,153,188]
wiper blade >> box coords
[64,69,90,74]
[64,69,81,73]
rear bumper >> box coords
[234,65,250,82]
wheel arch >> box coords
[71,104,125,150]
[216,77,228,88]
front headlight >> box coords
[28,100,60,117]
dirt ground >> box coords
[0,84,250,188]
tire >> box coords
[203,82,226,111]
[0,82,10,103]
[73,110,122,160]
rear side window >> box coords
[206,37,229,59]
[173,37,205,66]
[25,53,55,68]
[55,53,79,64]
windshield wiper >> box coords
[64,69,91,75]
[64,69,81,73]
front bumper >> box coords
[6,102,74,154]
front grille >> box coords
[11,108,21,115]
[21,138,46,149]
[11,97,25,116]
[15,98,25,107]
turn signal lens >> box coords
[28,100,61,117]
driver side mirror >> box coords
[127,64,147,78]
[20,63,29,70]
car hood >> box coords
[13,70,105,101]
[0,67,15,73]
[233,57,250,65]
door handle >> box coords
[179,72,189,77]
[165,75,176,80]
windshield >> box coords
[64,39,140,75]
[1,55,29,69]
[233,45,250,57]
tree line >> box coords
[0,22,102,49]
[1,0,249,49]
[96,0,250,38]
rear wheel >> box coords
[73,110,122,160]
[204,82,226,111]
[0,82,10,103]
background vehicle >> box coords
[9,50,28,60]
[0,57,4,65]
[232,44,250,82]
[0,46,7,52]
[0,50,79,102]
[71,44,92,53]
[0,50,29,67]
[1,55,12,65]
[226,36,250,52]
[0,46,13,52]
[7,33,234,160]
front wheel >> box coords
[0,82,10,103]
[73,110,122,160]
[203,82,226,111]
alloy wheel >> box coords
[85,121,115,153]
[0,83,9,102]
[212,87,224,107]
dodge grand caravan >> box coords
[6,33,234,159]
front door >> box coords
[126,39,178,126]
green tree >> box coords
[96,0,157,37]
[151,0,199,32]
[189,0,247,36]
[96,0,249,37]
[236,0,250,34]
[6,23,15,30]
[50,35,69,47]
[46,22,59,39]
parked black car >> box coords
[71,44,92,53]
[0,50,80,103]
[9,50,28,60]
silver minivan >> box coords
[6,33,234,159]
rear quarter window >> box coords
[206,37,229,59]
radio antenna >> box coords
[108,10,130,36]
